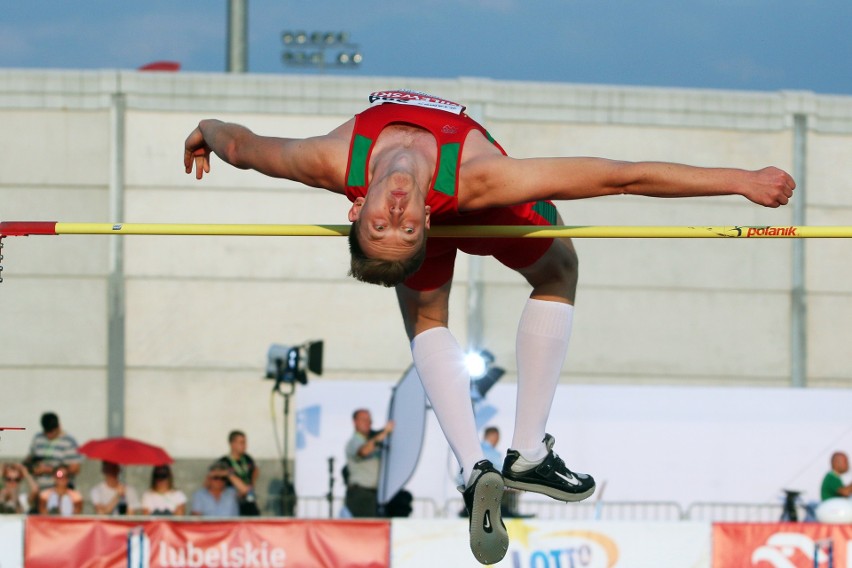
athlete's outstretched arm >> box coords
[184,119,352,192]
[459,156,795,210]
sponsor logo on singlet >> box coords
[368,89,466,115]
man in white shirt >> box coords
[344,409,394,517]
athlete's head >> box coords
[347,171,431,287]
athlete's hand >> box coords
[742,166,796,208]
[184,126,212,180]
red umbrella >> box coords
[137,61,181,72]
[78,437,173,466]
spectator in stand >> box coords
[141,465,186,516]
[0,463,39,514]
[90,461,140,516]
[480,427,503,470]
[38,465,83,515]
[480,427,527,518]
[821,451,852,501]
[24,412,82,491]
[190,462,244,517]
[216,430,260,516]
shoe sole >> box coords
[503,478,596,503]
[468,471,509,565]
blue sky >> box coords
[2,0,851,95]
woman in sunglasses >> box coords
[0,463,38,514]
[141,464,186,516]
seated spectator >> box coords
[90,461,140,515]
[480,426,503,469]
[141,465,186,516]
[24,412,82,491]
[38,465,83,515]
[190,463,243,517]
[0,463,38,514]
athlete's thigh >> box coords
[514,214,579,303]
[395,280,453,341]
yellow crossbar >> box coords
[2,222,852,238]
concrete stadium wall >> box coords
[1,70,852,465]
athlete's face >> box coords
[348,171,431,260]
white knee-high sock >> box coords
[411,327,483,485]
[511,299,574,461]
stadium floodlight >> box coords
[465,350,495,379]
[265,341,324,386]
[466,350,504,401]
[264,340,323,517]
[281,30,362,71]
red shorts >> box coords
[403,201,558,291]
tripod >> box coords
[274,374,297,517]
[326,456,335,518]
[780,489,800,522]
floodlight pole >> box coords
[227,0,248,73]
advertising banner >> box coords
[713,523,852,567]
[0,515,24,568]
[25,517,389,568]
[392,519,711,567]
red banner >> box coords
[714,522,852,567]
[26,516,389,568]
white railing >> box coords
[292,495,810,523]
[685,501,811,523]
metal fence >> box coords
[685,502,809,523]
[291,495,808,523]
[295,496,442,519]
[524,500,684,522]
[443,497,685,521]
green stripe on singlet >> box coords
[485,131,496,144]
[346,134,372,187]
[533,200,558,225]
[433,143,460,196]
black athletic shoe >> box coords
[502,434,595,502]
[460,460,509,565]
